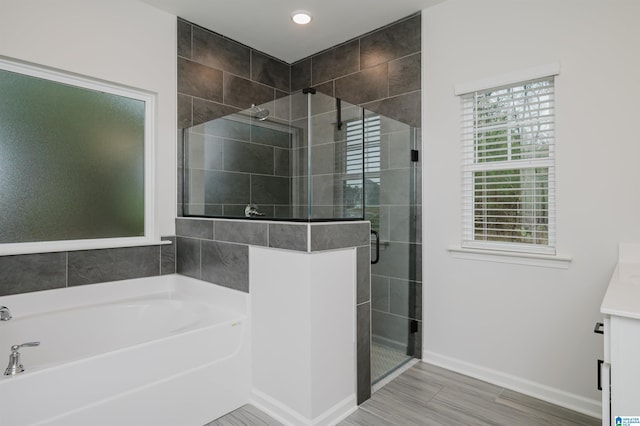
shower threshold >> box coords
[371,342,417,391]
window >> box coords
[0,57,155,254]
[344,114,381,219]
[460,76,555,254]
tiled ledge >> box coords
[175,218,371,296]
[310,222,370,251]
[176,217,370,252]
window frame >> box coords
[0,56,157,255]
[457,67,559,256]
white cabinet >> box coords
[602,315,640,426]
[600,243,640,425]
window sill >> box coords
[448,247,572,269]
[0,237,172,257]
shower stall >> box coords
[182,89,421,385]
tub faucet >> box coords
[4,342,40,376]
[0,306,10,321]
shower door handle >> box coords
[371,230,380,264]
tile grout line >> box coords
[428,382,447,404]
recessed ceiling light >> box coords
[291,10,312,25]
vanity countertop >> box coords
[601,262,640,319]
[601,242,640,319]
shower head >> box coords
[250,104,270,121]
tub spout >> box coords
[0,306,10,321]
[4,342,40,376]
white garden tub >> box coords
[0,274,250,426]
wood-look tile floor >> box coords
[205,362,600,426]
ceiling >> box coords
[141,0,445,64]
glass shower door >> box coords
[181,90,366,221]
[289,90,365,220]
[365,110,421,384]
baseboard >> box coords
[250,389,309,426]
[312,395,357,426]
[422,350,601,419]
[250,388,357,426]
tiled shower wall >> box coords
[290,14,421,128]
[177,19,290,129]
[177,19,294,217]
[183,117,293,217]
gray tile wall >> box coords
[290,14,422,128]
[178,20,290,129]
[175,218,369,292]
[183,117,293,218]
[0,238,176,297]
[357,302,372,403]
[310,222,370,251]
[178,19,294,218]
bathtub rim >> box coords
[0,274,249,379]
[0,311,247,383]
[0,274,247,320]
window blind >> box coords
[345,115,381,184]
[461,77,556,254]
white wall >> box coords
[422,0,640,416]
[250,246,356,425]
[0,0,177,237]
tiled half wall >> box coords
[175,218,373,403]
